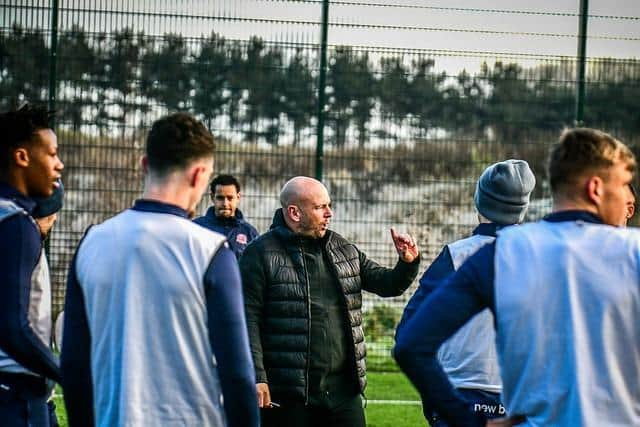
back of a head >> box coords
[549,128,636,200]
[146,113,215,175]
[0,104,54,171]
[474,159,536,225]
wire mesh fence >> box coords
[1,0,639,371]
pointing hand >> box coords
[390,227,419,263]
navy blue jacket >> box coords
[0,182,61,382]
[194,208,259,258]
[393,211,603,427]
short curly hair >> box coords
[146,113,215,174]
[0,104,55,169]
[210,174,241,193]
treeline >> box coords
[1,24,639,145]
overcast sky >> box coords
[232,0,640,71]
[238,0,639,56]
[3,0,638,72]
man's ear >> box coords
[13,147,29,168]
[141,156,149,175]
[287,204,301,223]
[190,165,206,188]
[627,202,635,220]
[586,175,604,206]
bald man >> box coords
[240,176,420,427]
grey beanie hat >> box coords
[474,159,535,225]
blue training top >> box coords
[394,210,640,427]
[61,199,259,427]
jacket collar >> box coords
[205,206,245,225]
[132,199,189,218]
[0,182,36,214]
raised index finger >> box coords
[390,227,398,241]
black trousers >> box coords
[0,373,51,427]
[261,394,365,427]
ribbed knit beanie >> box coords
[474,160,535,224]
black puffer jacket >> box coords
[240,209,419,402]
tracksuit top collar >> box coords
[132,199,189,218]
[543,210,603,225]
[204,206,246,225]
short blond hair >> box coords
[548,128,636,197]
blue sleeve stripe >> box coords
[204,246,260,426]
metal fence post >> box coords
[48,0,59,117]
[575,0,588,126]
[45,0,60,259]
[315,0,329,181]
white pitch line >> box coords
[366,399,422,405]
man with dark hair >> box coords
[194,174,259,258]
[0,104,64,427]
[396,159,535,426]
[241,176,420,427]
[395,128,640,427]
[61,113,259,427]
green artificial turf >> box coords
[53,371,427,426]
[365,371,426,427]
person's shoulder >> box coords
[325,230,352,247]
[0,198,27,218]
[87,208,133,232]
[194,212,221,231]
[242,220,259,234]
[325,231,361,261]
[0,200,38,241]
[611,226,640,246]
[239,231,279,267]
[183,217,227,246]
[0,198,33,227]
[496,221,532,235]
[192,214,208,225]
[245,229,278,250]
[78,209,133,249]
[447,233,493,250]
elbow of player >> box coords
[393,331,433,371]
[392,338,413,369]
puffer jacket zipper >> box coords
[299,244,312,405]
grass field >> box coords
[53,372,426,426]
[365,372,425,427]
[52,386,67,426]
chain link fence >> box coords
[2,0,639,370]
